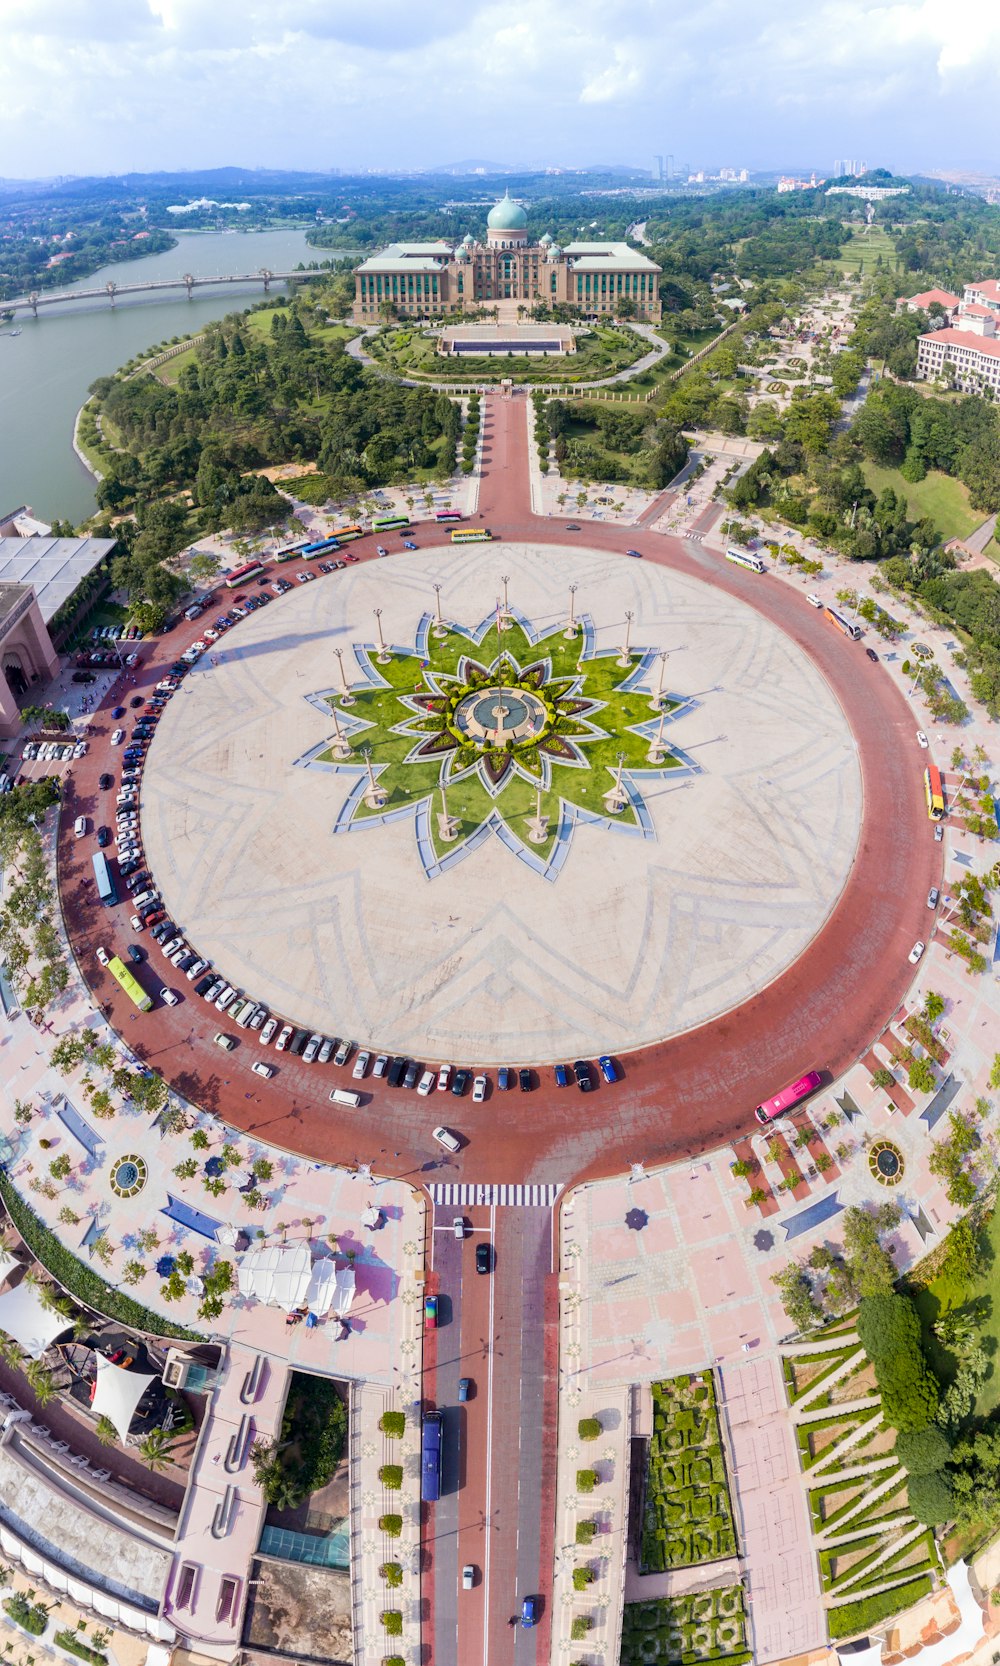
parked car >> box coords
[214,1032,236,1051]
[928,888,940,909]
[573,1060,592,1092]
[452,1069,470,1096]
[353,1050,370,1080]
[127,944,143,965]
[417,1069,436,1097]
[436,1064,451,1092]
[251,1060,274,1079]
[498,1066,513,1091]
[275,1023,293,1051]
[472,1074,487,1103]
[908,941,925,964]
[598,1054,617,1084]
[476,1242,491,1274]
[519,1067,533,1092]
[458,1378,471,1403]
[373,1053,389,1079]
[462,1564,475,1589]
[97,826,111,848]
[159,988,179,1006]
[916,730,929,749]
[424,1294,438,1329]
[259,1017,278,1046]
[333,1038,353,1067]
[96,946,109,966]
[554,1062,569,1087]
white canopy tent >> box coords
[0,1280,72,1358]
[92,1354,159,1443]
[303,1261,356,1317]
[237,1242,312,1312]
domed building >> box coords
[353,194,661,324]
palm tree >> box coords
[25,1360,56,1406]
[95,1415,118,1447]
[138,1428,175,1472]
[0,1335,22,1369]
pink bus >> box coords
[754,1070,822,1125]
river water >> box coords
[0,227,352,524]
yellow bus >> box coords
[108,955,153,1012]
[450,528,492,544]
[924,765,945,821]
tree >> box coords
[772,1263,822,1331]
[908,1056,936,1095]
[379,1410,405,1438]
[895,1426,952,1476]
[24,1360,56,1406]
[138,1428,175,1471]
[908,1469,954,1525]
[95,1415,118,1447]
[578,1418,602,1441]
[379,1464,403,1489]
[842,1203,900,1296]
[857,1291,940,1432]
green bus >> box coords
[372,514,409,532]
[108,955,153,1012]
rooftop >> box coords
[920,326,1000,360]
[563,241,660,271]
[899,287,959,309]
[355,242,454,273]
[0,537,116,622]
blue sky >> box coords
[3,0,999,179]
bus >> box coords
[924,765,946,821]
[225,562,266,588]
[372,514,409,532]
[272,539,310,564]
[92,851,117,907]
[451,528,492,544]
[824,606,862,642]
[107,955,153,1013]
[435,510,462,523]
[726,547,766,574]
[301,538,342,559]
[420,1411,443,1503]
[754,1070,822,1126]
[330,524,364,543]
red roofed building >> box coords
[897,286,959,315]
[963,278,1000,310]
[917,323,1000,391]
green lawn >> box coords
[862,461,982,542]
[836,226,897,276]
[370,322,648,385]
[911,1200,1000,1420]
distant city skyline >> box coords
[4,0,1000,180]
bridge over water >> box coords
[2,269,313,317]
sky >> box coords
[4,0,1000,180]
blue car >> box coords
[403,540,418,550]
[521,1596,537,1629]
[497,1067,513,1091]
[598,1054,617,1084]
[554,1063,569,1087]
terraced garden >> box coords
[621,1586,750,1666]
[639,1373,737,1573]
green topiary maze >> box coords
[621,1585,750,1666]
[640,1374,737,1573]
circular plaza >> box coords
[138,542,862,1065]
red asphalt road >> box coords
[55,392,941,1189]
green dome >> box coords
[487,191,527,231]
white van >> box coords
[74,815,88,837]
[329,1088,362,1108]
[432,1125,461,1153]
[131,890,156,910]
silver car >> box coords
[303,1033,323,1063]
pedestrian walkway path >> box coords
[427,1181,563,1207]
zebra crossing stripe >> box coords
[428,1182,563,1208]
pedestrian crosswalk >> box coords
[428,1182,563,1209]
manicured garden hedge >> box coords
[640,1374,737,1573]
[827,1575,933,1641]
[621,1586,750,1666]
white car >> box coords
[916,731,929,749]
[251,1060,274,1079]
[318,1037,334,1064]
[806,593,823,608]
[472,1074,487,1103]
[216,986,237,1011]
[417,1069,436,1097]
[353,1049,370,1080]
[170,946,190,966]
[376,545,388,557]
[303,1033,323,1063]
[111,729,125,746]
[275,1023,293,1051]
[373,1053,388,1079]
[160,936,183,958]
[130,915,145,932]
[185,958,208,980]
[908,941,926,964]
[159,987,179,1006]
[96,946,110,966]
[436,1064,451,1092]
[259,1017,278,1045]
[125,653,139,667]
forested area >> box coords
[91,306,461,619]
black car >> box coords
[97,826,111,848]
[130,696,145,708]
[290,1028,310,1056]
[194,973,215,997]
[99,773,113,791]
[451,1069,470,1096]
[127,945,143,965]
[566,523,581,530]
[519,1067,533,1093]
[386,1055,406,1087]
[476,1243,492,1274]
[402,1058,420,1090]
[573,1059,593,1093]
[119,860,139,876]
[150,921,174,941]
[865,647,879,662]
[71,671,96,684]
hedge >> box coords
[54,1631,109,1666]
[3,1595,48,1635]
[0,1172,199,1340]
[827,1575,933,1640]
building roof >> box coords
[919,327,1000,360]
[487,191,527,231]
[968,278,1000,302]
[562,241,660,271]
[0,537,115,622]
[356,242,454,273]
[899,287,959,310]
[960,302,994,318]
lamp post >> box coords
[565,583,578,640]
[433,583,446,638]
[437,777,460,843]
[373,607,390,664]
[329,702,351,760]
[334,648,355,707]
[499,573,511,631]
[359,743,387,809]
[527,781,549,844]
[618,610,633,667]
[605,749,627,814]
[651,650,668,710]
[648,705,668,764]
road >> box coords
[427,1202,556,1666]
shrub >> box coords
[577,1468,598,1492]
[3,1594,48,1635]
[570,1617,593,1640]
[576,1519,597,1544]
[382,1658,405,1666]
[379,1410,405,1438]
[578,1417,601,1441]
[379,1514,402,1537]
[827,1575,933,1640]
[379,1464,403,1489]
[572,1566,594,1590]
[908,1469,954,1525]
[894,1427,952,1476]
[380,1611,403,1636]
[54,1632,108,1666]
[380,1562,403,1587]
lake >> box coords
[0,227,354,524]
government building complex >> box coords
[352,192,662,324]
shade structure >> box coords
[237,1242,312,1311]
[303,1260,356,1318]
[0,1245,18,1285]
[215,1223,240,1247]
[0,1280,73,1358]
[92,1354,159,1442]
